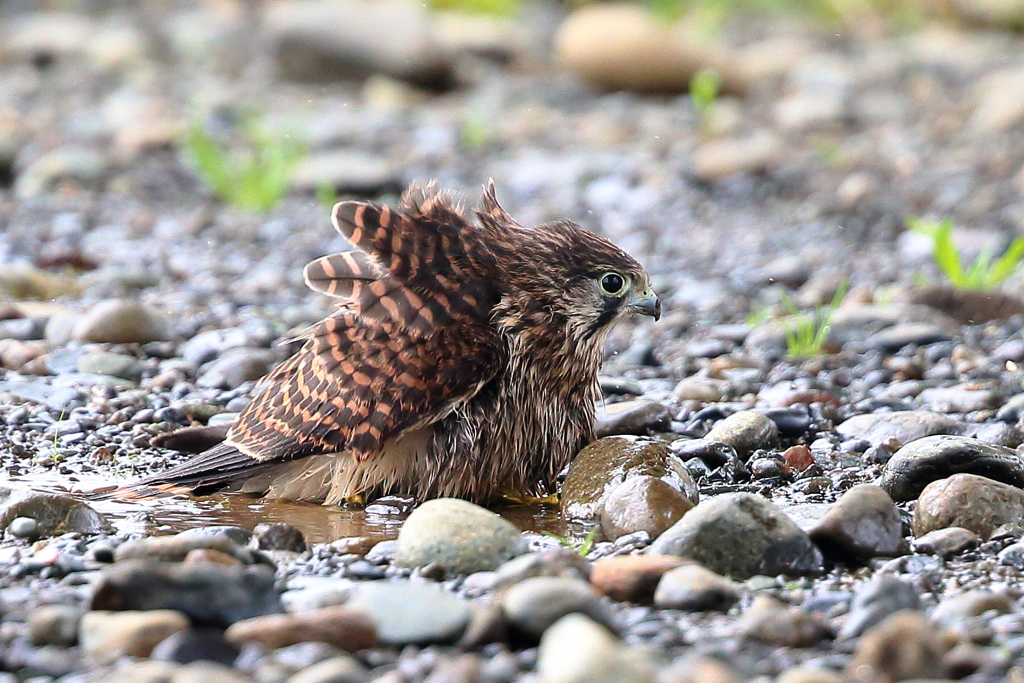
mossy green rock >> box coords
[561,436,698,520]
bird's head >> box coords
[493,217,660,345]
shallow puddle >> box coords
[6,472,580,545]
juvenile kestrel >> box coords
[136,181,660,504]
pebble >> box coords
[7,516,40,539]
[266,0,453,87]
[561,436,697,520]
[589,555,687,604]
[493,548,590,588]
[554,4,725,94]
[931,590,1014,628]
[287,656,369,683]
[691,132,783,182]
[91,558,282,627]
[867,322,953,351]
[836,410,962,451]
[79,610,189,665]
[28,605,81,647]
[0,489,108,537]
[197,348,276,389]
[839,575,922,640]
[594,399,671,437]
[846,611,951,682]
[737,595,830,648]
[536,614,654,683]
[673,375,730,402]
[653,563,741,612]
[149,627,241,666]
[970,67,1024,133]
[115,531,252,563]
[502,576,609,639]
[599,475,696,540]
[345,582,470,646]
[703,411,779,460]
[14,145,107,199]
[913,473,1024,539]
[917,385,1001,413]
[881,435,1024,502]
[807,485,907,560]
[291,150,401,195]
[76,350,142,381]
[72,299,168,344]
[911,527,981,557]
[252,522,307,553]
[225,605,378,651]
[648,493,823,579]
[395,498,525,574]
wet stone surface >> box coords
[9,2,1024,681]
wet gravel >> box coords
[6,0,1024,681]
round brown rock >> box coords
[599,475,696,540]
[913,473,1024,539]
[561,436,697,520]
[704,411,779,461]
[225,605,378,651]
[589,555,688,604]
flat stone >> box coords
[345,581,470,645]
[589,555,688,604]
[14,145,107,199]
[76,351,142,381]
[502,576,609,639]
[493,548,591,588]
[692,132,783,182]
[225,605,377,651]
[653,564,741,612]
[836,411,963,451]
[599,475,696,540]
[649,493,823,580]
[868,323,953,351]
[594,399,671,437]
[704,411,779,461]
[917,385,1001,413]
[28,605,82,647]
[395,498,525,574]
[0,488,108,537]
[197,348,277,390]
[808,485,907,560]
[266,0,453,88]
[881,435,1024,502]
[846,611,950,682]
[913,473,1024,539]
[673,375,730,403]
[907,285,1024,324]
[932,590,1014,628]
[536,614,655,683]
[561,436,698,520]
[911,527,981,557]
[287,656,370,683]
[291,150,401,195]
[169,661,250,683]
[737,595,830,648]
[91,558,281,627]
[79,610,189,665]
[149,627,241,666]
[114,531,251,563]
[73,299,167,344]
[839,575,922,640]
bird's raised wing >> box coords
[206,189,509,469]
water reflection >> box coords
[7,472,582,545]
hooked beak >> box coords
[627,289,661,321]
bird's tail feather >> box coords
[89,442,272,502]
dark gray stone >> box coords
[881,435,1024,502]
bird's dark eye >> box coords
[600,272,627,296]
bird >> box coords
[131,180,660,505]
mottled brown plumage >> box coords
[136,181,660,504]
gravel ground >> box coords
[5,1,1024,682]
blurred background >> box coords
[3,0,1024,348]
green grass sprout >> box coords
[184,117,305,213]
[907,216,1024,291]
[780,278,848,358]
[427,0,519,16]
[690,68,720,133]
[542,527,599,556]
